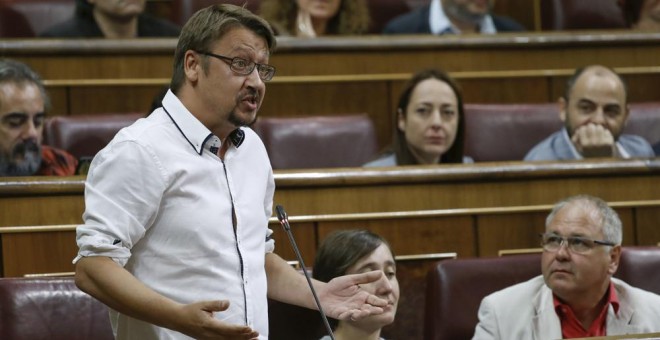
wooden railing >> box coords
[2,159,660,277]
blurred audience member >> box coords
[0,59,77,176]
[259,0,369,37]
[40,0,180,38]
[383,0,524,35]
[525,65,654,161]
[653,141,660,156]
[313,229,399,340]
[624,0,660,30]
[364,69,472,167]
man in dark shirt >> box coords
[0,59,77,176]
[383,0,524,35]
[40,0,180,38]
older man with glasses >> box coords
[472,194,660,340]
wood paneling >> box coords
[1,228,77,277]
[635,208,660,246]
[3,202,658,277]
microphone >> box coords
[275,205,335,340]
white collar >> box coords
[430,0,497,35]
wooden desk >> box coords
[2,159,660,277]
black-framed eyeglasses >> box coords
[197,51,276,81]
[539,233,616,254]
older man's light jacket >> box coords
[472,276,660,340]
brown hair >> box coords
[170,4,276,93]
[391,69,466,165]
[259,0,370,35]
[312,229,394,329]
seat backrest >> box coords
[617,247,660,295]
[424,254,542,340]
[0,276,113,340]
[43,113,143,159]
[464,103,561,162]
[463,102,660,162]
[540,0,627,30]
[626,102,660,147]
[253,114,378,169]
[381,253,456,340]
[366,0,411,34]
[0,0,75,37]
[170,0,261,26]
[423,248,652,340]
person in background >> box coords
[473,195,660,339]
[624,0,660,30]
[313,230,399,340]
[259,0,369,37]
[73,5,387,340]
[653,141,660,156]
[364,68,472,167]
[0,59,77,176]
[383,0,524,35]
[524,65,654,161]
[40,0,180,38]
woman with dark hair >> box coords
[365,68,472,167]
[624,0,660,30]
[313,230,399,340]
[259,0,370,37]
[40,0,180,38]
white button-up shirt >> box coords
[75,90,275,339]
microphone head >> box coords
[275,205,287,221]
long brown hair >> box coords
[259,0,370,35]
[392,69,466,165]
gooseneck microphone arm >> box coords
[275,205,335,340]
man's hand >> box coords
[317,270,389,321]
[175,300,259,340]
[571,123,616,158]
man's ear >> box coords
[184,50,201,84]
[397,108,405,132]
[608,245,622,276]
[558,97,568,123]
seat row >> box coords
[2,247,658,340]
[0,0,632,37]
[42,102,660,170]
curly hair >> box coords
[259,0,370,35]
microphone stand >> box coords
[275,205,335,340]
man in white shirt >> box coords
[73,5,388,340]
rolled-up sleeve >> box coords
[74,139,169,267]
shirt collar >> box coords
[552,281,620,315]
[161,90,245,156]
[430,0,497,35]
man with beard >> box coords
[383,0,524,35]
[40,0,180,38]
[73,5,388,340]
[0,59,77,176]
[525,65,654,161]
[473,195,660,339]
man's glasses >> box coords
[539,233,616,254]
[197,51,276,81]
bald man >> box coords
[524,65,654,161]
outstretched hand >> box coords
[175,300,259,340]
[317,270,389,321]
